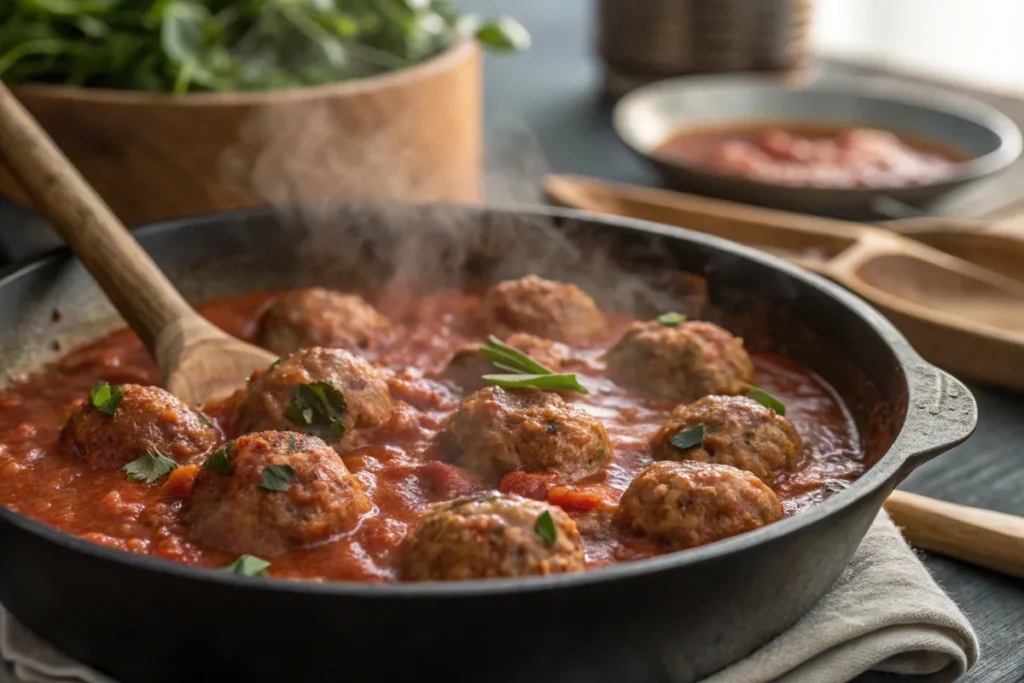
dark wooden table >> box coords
[0,1,1020,681]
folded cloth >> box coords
[0,510,978,683]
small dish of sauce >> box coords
[655,123,966,189]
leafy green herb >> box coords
[89,381,123,417]
[288,434,297,452]
[746,387,787,416]
[284,381,347,439]
[122,450,177,484]
[260,464,295,492]
[657,312,686,327]
[483,373,588,394]
[0,2,529,94]
[220,554,271,577]
[196,411,212,427]
[203,443,233,475]
[535,510,556,546]
[669,424,704,451]
[479,336,587,394]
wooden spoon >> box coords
[545,173,1024,391]
[0,82,276,406]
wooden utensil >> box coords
[886,490,1024,579]
[545,173,1024,391]
[0,81,275,405]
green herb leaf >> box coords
[288,434,297,452]
[284,382,347,439]
[260,464,296,492]
[196,411,212,427]
[657,312,686,327]
[746,387,787,416]
[89,381,123,417]
[473,16,530,52]
[123,450,177,484]
[220,554,271,577]
[670,424,704,450]
[203,443,233,475]
[480,335,552,375]
[535,510,556,546]
[482,373,588,394]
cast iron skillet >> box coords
[0,203,976,683]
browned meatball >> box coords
[605,320,754,401]
[444,386,612,484]
[398,492,585,581]
[255,288,392,356]
[479,275,607,345]
[59,383,217,469]
[186,431,371,557]
[438,333,574,393]
[651,396,801,485]
[234,347,392,443]
[616,461,783,551]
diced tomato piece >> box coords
[418,460,483,500]
[162,464,199,498]
[499,471,563,501]
[547,485,615,512]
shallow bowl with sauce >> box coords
[613,73,1022,217]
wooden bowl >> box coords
[0,39,481,227]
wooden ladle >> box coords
[0,82,276,406]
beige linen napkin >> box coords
[0,510,978,683]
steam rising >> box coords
[217,107,707,324]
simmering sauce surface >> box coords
[656,123,965,188]
[0,289,862,582]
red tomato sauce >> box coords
[0,289,862,582]
[656,123,964,188]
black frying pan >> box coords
[0,203,975,683]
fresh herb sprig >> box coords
[285,381,347,439]
[669,424,704,451]
[479,336,587,394]
[0,1,529,94]
[89,381,123,417]
[220,554,270,577]
[746,386,787,416]
[535,510,556,546]
[123,449,177,484]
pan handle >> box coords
[895,363,978,481]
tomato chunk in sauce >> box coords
[0,288,863,582]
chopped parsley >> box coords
[260,464,296,492]
[657,312,686,327]
[203,443,234,475]
[123,450,177,484]
[220,555,271,577]
[669,424,705,451]
[535,510,557,546]
[89,381,123,417]
[284,381,347,439]
[746,386,787,416]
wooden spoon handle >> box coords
[0,81,194,352]
[885,489,1024,579]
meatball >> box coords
[398,492,585,581]
[438,333,574,393]
[256,288,392,356]
[60,383,218,469]
[605,320,754,401]
[616,461,783,551]
[186,431,371,557]
[478,275,607,345]
[443,386,612,484]
[651,395,801,485]
[234,347,392,443]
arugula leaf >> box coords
[670,424,704,451]
[260,464,295,492]
[284,382,347,439]
[220,554,271,577]
[535,510,556,546]
[746,387,787,416]
[89,381,123,417]
[203,443,233,475]
[123,450,177,484]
